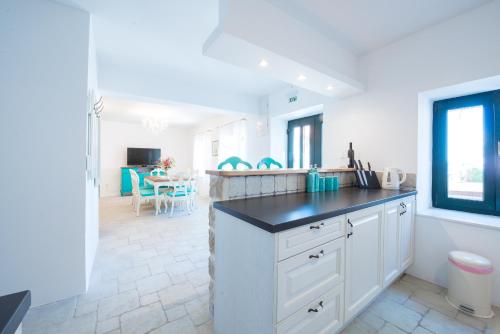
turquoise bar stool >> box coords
[217,156,252,170]
[257,157,283,169]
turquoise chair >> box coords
[217,156,252,170]
[257,157,283,169]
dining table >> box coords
[144,175,193,215]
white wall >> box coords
[409,216,500,306]
[315,0,500,306]
[321,0,500,173]
[100,120,194,197]
[0,0,93,306]
[85,19,99,287]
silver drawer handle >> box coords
[308,301,324,313]
[310,223,324,230]
[309,250,324,259]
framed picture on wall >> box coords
[212,140,219,157]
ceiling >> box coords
[55,0,491,111]
[58,0,288,99]
[266,0,491,55]
[101,96,229,127]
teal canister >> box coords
[319,177,326,191]
[307,172,316,192]
[314,172,320,192]
[332,176,339,190]
[325,177,334,191]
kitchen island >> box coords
[206,168,357,317]
[212,187,416,334]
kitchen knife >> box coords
[367,162,373,176]
[358,160,369,187]
[353,160,365,187]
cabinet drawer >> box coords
[276,284,344,334]
[277,238,345,322]
[278,215,345,261]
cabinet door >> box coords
[345,205,383,322]
[399,196,415,271]
[383,200,401,287]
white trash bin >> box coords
[446,250,494,318]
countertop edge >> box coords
[206,168,354,176]
[0,290,31,334]
[213,190,417,233]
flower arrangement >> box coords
[160,156,175,170]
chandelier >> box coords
[142,118,168,135]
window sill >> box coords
[418,208,500,231]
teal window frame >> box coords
[287,114,322,168]
[432,89,500,216]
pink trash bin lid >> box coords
[448,250,493,275]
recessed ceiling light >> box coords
[327,85,334,91]
[297,74,307,81]
[258,59,269,67]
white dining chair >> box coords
[130,169,163,216]
[164,176,191,217]
[188,174,198,210]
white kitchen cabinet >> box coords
[399,196,415,271]
[214,194,415,334]
[383,200,401,287]
[344,204,384,322]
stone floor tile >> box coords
[378,322,407,334]
[118,281,137,294]
[382,281,413,304]
[185,298,210,326]
[340,319,376,334]
[45,311,97,334]
[411,289,458,318]
[455,312,487,331]
[186,268,209,287]
[420,310,481,334]
[197,320,213,334]
[413,326,434,334]
[118,265,151,284]
[23,297,77,332]
[120,302,167,334]
[159,283,198,308]
[357,310,385,331]
[403,299,429,315]
[136,273,171,296]
[140,292,160,306]
[98,290,140,320]
[169,274,187,285]
[75,300,99,318]
[369,299,421,332]
[165,261,195,277]
[165,304,187,322]
[149,316,197,334]
[96,316,119,334]
[401,274,443,294]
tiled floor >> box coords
[341,275,500,334]
[23,196,499,334]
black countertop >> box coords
[0,291,31,334]
[214,188,417,233]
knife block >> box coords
[354,171,381,189]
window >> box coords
[287,114,322,168]
[432,89,500,216]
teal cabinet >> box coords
[121,167,150,196]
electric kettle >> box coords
[381,168,407,189]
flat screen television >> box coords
[127,148,161,166]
